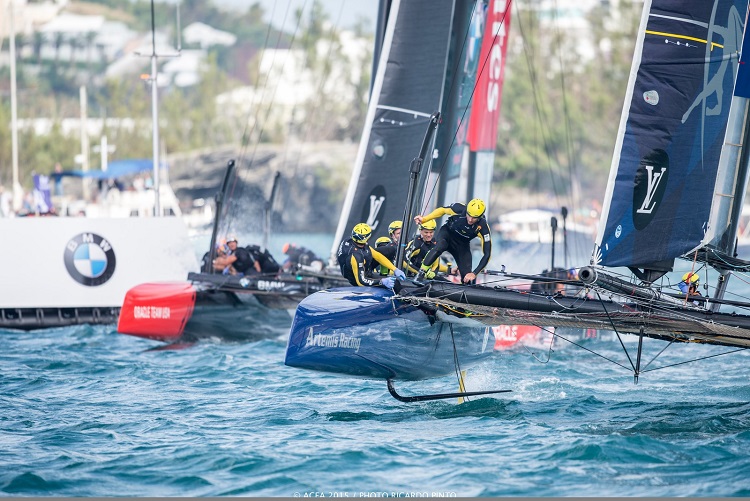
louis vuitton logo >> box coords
[366,194,385,229]
[636,165,666,214]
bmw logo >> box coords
[64,233,117,286]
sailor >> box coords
[200,241,227,273]
[404,219,450,277]
[372,220,402,267]
[281,242,324,272]
[387,220,402,244]
[245,244,281,275]
[373,236,394,276]
[679,272,702,298]
[413,199,492,284]
[337,223,406,289]
[213,235,257,276]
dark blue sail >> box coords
[595,0,748,270]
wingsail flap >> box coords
[595,0,748,269]
[333,0,456,250]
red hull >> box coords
[117,282,196,342]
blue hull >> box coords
[284,287,495,381]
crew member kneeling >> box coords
[337,223,406,289]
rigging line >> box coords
[512,1,562,201]
[521,325,557,363]
[639,338,675,373]
[226,1,307,231]
[640,347,747,374]
[594,289,636,372]
[421,0,513,213]
[552,330,631,371]
[289,2,351,183]
[217,0,285,233]
[551,0,577,208]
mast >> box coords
[263,172,281,250]
[136,0,181,217]
[8,0,22,211]
[149,0,160,217]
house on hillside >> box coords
[182,22,236,49]
[215,28,370,140]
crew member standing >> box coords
[413,199,491,284]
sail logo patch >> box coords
[633,149,669,230]
[643,90,659,106]
[64,233,116,286]
[360,186,386,231]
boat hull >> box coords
[284,287,495,381]
[118,272,345,343]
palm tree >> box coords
[32,32,44,65]
[52,32,65,68]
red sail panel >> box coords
[467,0,511,152]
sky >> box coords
[217,0,379,32]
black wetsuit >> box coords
[404,236,437,275]
[246,245,280,274]
[230,246,255,274]
[371,240,397,276]
[421,203,492,279]
[337,238,393,287]
[285,246,322,268]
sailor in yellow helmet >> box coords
[404,218,450,276]
[679,271,701,297]
[413,199,492,284]
[369,220,402,275]
[387,220,403,243]
[336,223,406,289]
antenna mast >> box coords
[136,0,181,216]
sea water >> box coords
[2,325,750,497]
[3,235,750,497]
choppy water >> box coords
[2,323,750,497]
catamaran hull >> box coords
[117,273,344,343]
[284,287,495,381]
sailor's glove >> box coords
[393,269,406,281]
[382,277,396,289]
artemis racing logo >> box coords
[632,149,669,230]
[305,327,361,353]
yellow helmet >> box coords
[351,223,372,244]
[375,236,392,247]
[467,199,486,218]
[419,219,437,230]
[388,220,403,235]
[682,272,699,284]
